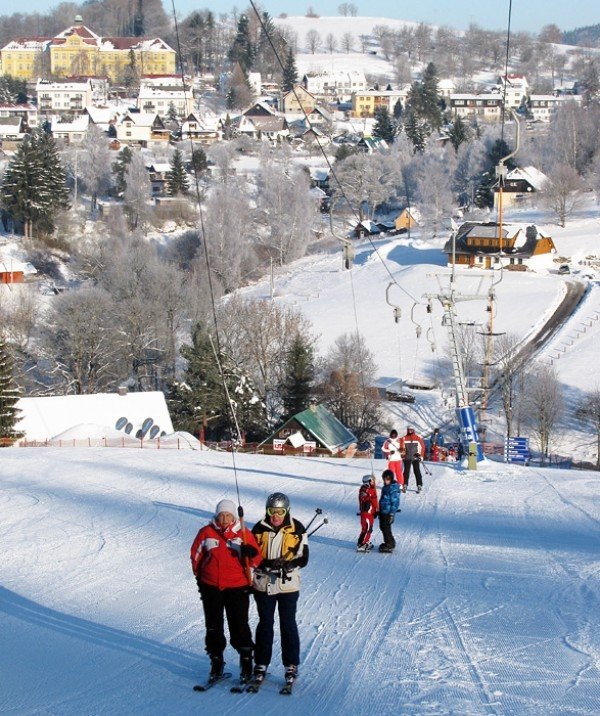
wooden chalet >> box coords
[444,222,556,270]
[260,403,357,456]
[493,166,548,208]
[394,207,420,233]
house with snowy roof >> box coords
[493,166,548,208]
[15,390,174,443]
[498,74,529,109]
[36,79,93,116]
[51,115,90,143]
[181,113,220,144]
[260,403,357,456]
[0,116,26,143]
[0,253,37,284]
[115,112,170,145]
[282,84,318,115]
[137,80,195,119]
[443,222,556,271]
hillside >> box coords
[1,447,599,715]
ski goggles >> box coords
[267,507,287,517]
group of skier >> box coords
[191,492,308,693]
[190,424,442,691]
[357,426,429,553]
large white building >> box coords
[528,94,583,122]
[303,70,367,102]
[136,78,195,118]
[36,79,94,115]
[449,93,503,121]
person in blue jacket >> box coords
[378,469,400,553]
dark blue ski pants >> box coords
[253,590,300,668]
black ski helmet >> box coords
[266,492,290,511]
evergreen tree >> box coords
[166,149,190,196]
[282,49,298,93]
[0,76,27,104]
[0,129,69,237]
[112,146,133,195]
[404,108,427,153]
[167,101,178,122]
[0,335,21,442]
[447,115,471,152]
[167,323,265,441]
[372,106,396,143]
[228,14,255,73]
[189,147,208,174]
[406,62,442,132]
[475,138,516,208]
[281,333,315,421]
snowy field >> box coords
[1,447,599,715]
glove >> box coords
[240,544,258,559]
[389,450,395,455]
[261,558,285,571]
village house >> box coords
[115,112,170,145]
[137,79,195,119]
[303,69,367,103]
[444,222,556,271]
[36,78,93,116]
[51,114,90,143]
[0,255,37,284]
[528,94,583,122]
[235,101,288,140]
[1,16,176,82]
[260,403,357,456]
[352,88,406,118]
[449,93,503,121]
[0,116,26,143]
[180,113,220,144]
[493,166,548,208]
[498,74,529,109]
[281,84,318,115]
[0,104,38,129]
[394,207,420,233]
[145,162,172,196]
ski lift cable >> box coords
[170,0,249,524]
[247,0,420,305]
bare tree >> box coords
[43,286,116,394]
[316,332,382,441]
[79,124,114,212]
[575,387,600,468]
[493,332,528,438]
[305,29,321,54]
[325,32,337,54]
[123,151,152,230]
[207,141,238,184]
[217,296,315,426]
[202,180,256,292]
[414,147,456,237]
[333,153,395,220]
[341,32,354,54]
[543,163,584,227]
[524,363,563,461]
[256,158,317,265]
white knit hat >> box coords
[215,499,237,518]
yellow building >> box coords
[0,37,49,80]
[1,16,176,82]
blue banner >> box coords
[457,406,484,462]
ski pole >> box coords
[305,507,323,532]
[308,518,328,538]
[421,460,432,476]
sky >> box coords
[19,1,598,34]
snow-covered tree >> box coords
[524,363,563,461]
[372,106,397,144]
[414,148,456,237]
[333,152,395,220]
[79,124,113,211]
[167,149,190,196]
[112,145,133,195]
[123,151,152,229]
[280,333,315,421]
[0,334,21,442]
[543,163,584,227]
[257,158,317,265]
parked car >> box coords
[558,264,570,274]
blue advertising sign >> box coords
[457,406,484,462]
[504,437,529,464]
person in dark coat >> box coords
[378,469,400,553]
[402,427,426,493]
[191,499,261,683]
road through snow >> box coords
[1,448,599,715]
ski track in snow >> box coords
[1,449,599,715]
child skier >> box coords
[378,469,400,553]
[357,474,378,552]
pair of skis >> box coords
[194,672,295,695]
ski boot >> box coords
[247,664,267,692]
[378,544,394,553]
[281,665,297,694]
[239,648,253,684]
[209,654,224,681]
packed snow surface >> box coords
[1,447,599,715]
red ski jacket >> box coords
[358,484,378,514]
[191,520,261,590]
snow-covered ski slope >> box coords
[1,448,599,715]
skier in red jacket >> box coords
[382,429,405,486]
[357,474,378,551]
[402,427,427,493]
[191,499,262,685]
